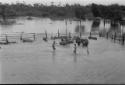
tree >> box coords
[75,6,86,20]
[91,3,101,17]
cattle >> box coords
[75,37,89,55]
[80,38,89,47]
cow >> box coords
[75,37,89,55]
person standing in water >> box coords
[52,40,56,50]
[73,43,77,54]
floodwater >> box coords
[1,37,125,84]
[1,17,125,84]
[0,17,110,34]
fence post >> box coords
[122,34,124,45]
[20,32,24,41]
[69,32,71,38]
[106,32,108,39]
[90,32,92,37]
[5,34,9,44]
[20,34,22,40]
[114,32,116,43]
[33,33,36,40]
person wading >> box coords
[73,43,77,54]
[52,40,56,50]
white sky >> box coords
[0,0,125,5]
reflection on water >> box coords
[52,50,56,64]
[75,25,85,33]
[91,20,100,32]
[73,53,77,63]
[0,17,94,34]
[1,17,123,36]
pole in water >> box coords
[69,32,71,38]
[33,33,35,40]
[5,34,8,44]
[58,29,60,38]
[114,32,116,43]
[90,32,92,37]
[122,34,125,45]
[65,19,68,36]
[79,19,82,38]
[45,30,47,39]
[106,32,108,39]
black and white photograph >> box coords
[0,0,125,84]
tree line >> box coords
[0,2,125,21]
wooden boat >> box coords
[88,36,97,40]
[59,37,73,45]
[22,38,34,43]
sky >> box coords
[0,0,125,6]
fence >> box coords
[99,31,125,45]
[2,31,123,45]
[0,32,45,45]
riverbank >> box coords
[0,36,125,84]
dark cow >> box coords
[75,37,89,55]
[81,39,89,47]
[75,37,89,47]
[81,38,89,55]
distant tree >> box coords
[91,3,101,17]
[75,6,86,19]
[0,5,6,21]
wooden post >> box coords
[79,20,82,38]
[33,33,35,40]
[122,34,124,45]
[65,19,68,37]
[5,34,8,44]
[20,33,23,40]
[114,32,116,43]
[90,32,92,37]
[45,30,47,39]
[106,32,108,39]
[69,32,71,38]
[58,29,60,38]
[112,33,114,40]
